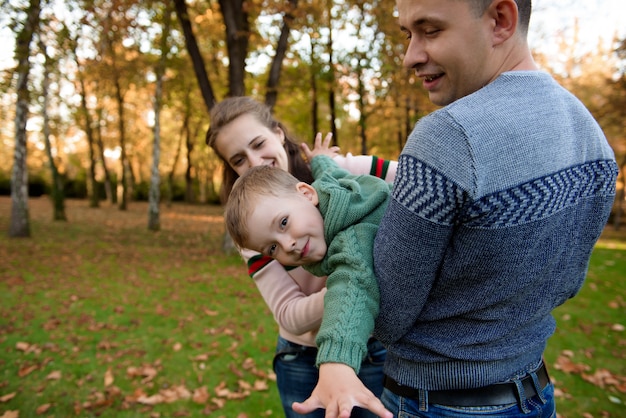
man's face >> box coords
[397,0,499,106]
[245,183,327,266]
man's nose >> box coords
[404,38,427,69]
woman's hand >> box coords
[301,132,340,162]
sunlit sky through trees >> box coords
[0,1,624,74]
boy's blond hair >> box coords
[225,165,302,249]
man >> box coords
[293,0,618,417]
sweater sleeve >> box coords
[314,224,380,373]
[333,153,398,182]
[240,248,326,337]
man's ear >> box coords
[296,182,319,205]
[488,0,518,46]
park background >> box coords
[1,0,625,416]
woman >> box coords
[206,96,397,418]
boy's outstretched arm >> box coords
[292,363,393,418]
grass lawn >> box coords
[1,197,625,417]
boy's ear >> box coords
[296,182,319,205]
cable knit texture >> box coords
[373,71,618,390]
[304,155,391,372]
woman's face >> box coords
[213,113,290,176]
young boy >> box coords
[225,153,391,376]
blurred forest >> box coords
[1,0,625,235]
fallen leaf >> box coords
[0,393,16,402]
[0,411,19,418]
[192,386,209,404]
[127,365,158,383]
[137,393,164,405]
[214,381,230,398]
[46,371,62,380]
[15,342,30,352]
[173,342,182,352]
[242,358,255,370]
[211,397,225,409]
[611,323,625,332]
[35,403,51,414]
[104,368,114,387]
[553,353,590,374]
[253,380,269,391]
[18,364,37,378]
[238,380,251,391]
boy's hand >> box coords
[292,363,393,418]
[301,132,340,161]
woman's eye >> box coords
[253,139,265,149]
[231,157,245,167]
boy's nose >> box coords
[279,236,296,252]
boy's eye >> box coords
[268,244,277,256]
[279,217,287,229]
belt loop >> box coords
[530,371,547,404]
[418,389,428,412]
[513,379,531,414]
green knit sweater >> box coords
[303,155,391,372]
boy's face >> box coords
[245,183,327,266]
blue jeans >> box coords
[381,370,556,418]
[273,336,386,418]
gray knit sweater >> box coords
[373,71,618,390]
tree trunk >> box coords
[174,0,217,111]
[39,40,67,221]
[218,0,249,97]
[95,106,115,204]
[327,34,337,146]
[78,76,100,208]
[148,5,172,231]
[167,121,185,205]
[265,0,298,110]
[114,75,129,211]
[185,123,197,203]
[9,0,41,238]
[357,66,367,155]
[309,35,319,139]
